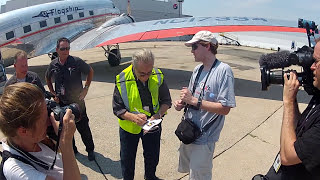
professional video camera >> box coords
[259,19,319,95]
[45,91,81,123]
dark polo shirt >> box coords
[45,55,90,104]
[5,71,45,93]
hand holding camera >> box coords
[283,71,300,104]
[49,109,76,151]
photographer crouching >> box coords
[0,83,81,180]
[254,42,320,179]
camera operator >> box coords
[255,42,320,179]
[0,83,81,180]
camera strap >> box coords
[184,59,220,133]
[50,114,64,170]
[191,59,218,97]
[6,140,50,170]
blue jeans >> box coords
[119,124,161,180]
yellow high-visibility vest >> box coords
[116,65,163,134]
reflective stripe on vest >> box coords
[116,65,163,134]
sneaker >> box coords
[73,146,78,155]
[88,151,95,161]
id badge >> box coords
[60,85,65,95]
[273,153,281,173]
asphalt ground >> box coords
[0,41,311,180]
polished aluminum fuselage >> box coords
[0,0,120,66]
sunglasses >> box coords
[192,43,198,51]
[59,47,70,51]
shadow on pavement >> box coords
[76,152,122,179]
[80,174,88,180]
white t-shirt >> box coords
[2,141,63,180]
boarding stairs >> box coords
[219,32,241,46]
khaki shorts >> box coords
[178,142,215,180]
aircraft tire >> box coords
[108,49,121,67]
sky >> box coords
[182,0,320,24]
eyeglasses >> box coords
[138,70,153,77]
[192,43,198,51]
[59,47,70,51]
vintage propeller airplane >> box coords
[0,0,318,94]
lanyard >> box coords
[191,59,218,97]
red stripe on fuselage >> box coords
[97,25,306,46]
[0,13,120,48]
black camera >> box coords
[45,92,81,122]
[259,45,318,95]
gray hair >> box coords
[132,49,154,68]
[14,51,27,64]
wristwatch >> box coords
[196,97,202,109]
[156,112,162,119]
[84,85,90,90]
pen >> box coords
[134,108,149,129]
[134,107,140,114]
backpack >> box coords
[0,149,37,180]
[0,139,55,180]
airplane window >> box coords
[79,12,84,18]
[89,11,94,16]
[40,21,47,28]
[54,17,61,24]
[67,15,73,20]
[23,25,31,33]
[6,31,14,40]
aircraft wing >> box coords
[35,23,93,56]
[71,16,308,51]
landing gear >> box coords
[102,44,121,67]
[0,61,7,95]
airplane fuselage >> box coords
[0,0,120,66]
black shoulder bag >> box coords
[175,60,219,144]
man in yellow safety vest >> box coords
[112,49,172,180]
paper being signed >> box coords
[141,119,162,131]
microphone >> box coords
[259,51,292,69]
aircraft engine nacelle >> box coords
[97,13,135,30]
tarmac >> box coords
[0,41,312,180]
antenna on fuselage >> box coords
[127,0,131,15]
